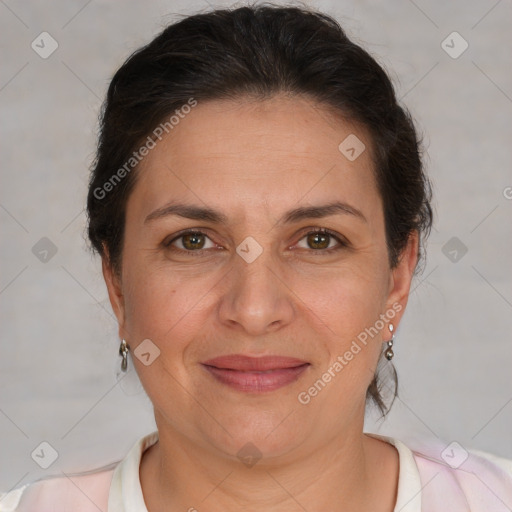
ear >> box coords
[101,249,126,339]
[385,231,419,325]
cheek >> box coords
[122,261,218,349]
[291,265,391,401]
[295,260,390,333]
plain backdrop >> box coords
[1,0,511,491]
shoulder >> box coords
[412,443,512,511]
[0,466,116,512]
[370,433,512,512]
[0,432,158,512]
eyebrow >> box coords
[144,200,367,225]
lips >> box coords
[202,354,309,371]
[201,354,310,393]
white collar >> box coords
[366,433,422,512]
[108,431,421,512]
[108,431,158,512]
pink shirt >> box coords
[2,431,512,511]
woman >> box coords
[2,4,511,511]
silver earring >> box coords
[119,339,130,372]
[384,324,395,361]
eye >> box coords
[295,228,346,252]
[165,230,217,252]
[163,228,347,256]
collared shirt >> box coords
[1,431,512,511]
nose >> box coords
[217,247,295,336]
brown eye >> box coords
[295,229,345,252]
[181,232,206,250]
[307,232,330,250]
[165,231,216,252]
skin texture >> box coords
[103,94,418,512]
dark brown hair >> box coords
[86,3,433,416]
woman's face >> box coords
[104,94,417,462]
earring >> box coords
[384,324,395,361]
[119,339,130,372]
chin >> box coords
[197,409,309,464]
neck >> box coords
[139,413,398,512]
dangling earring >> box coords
[119,339,130,372]
[384,324,395,361]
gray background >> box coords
[1,0,511,492]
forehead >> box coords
[127,94,381,224]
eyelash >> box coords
[163,228,347,256]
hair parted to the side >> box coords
[86,2,433,417]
